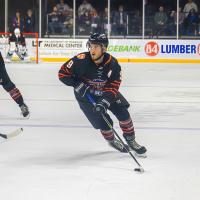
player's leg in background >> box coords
[20,45,28,57]
[15,45,28,60]
[6,42,16,61]
[0,55,30,117]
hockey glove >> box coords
[93,98,111,114]
[74,82,90,97]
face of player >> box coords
[89,43,106,62]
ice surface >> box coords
[0,62,200,200]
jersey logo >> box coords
[77,54,85,59]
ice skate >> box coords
[20,103,30,118]
[124,136,147,157]
[108,138,129,153]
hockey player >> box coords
[0,51,29,117]
[6,28,28,61]
[58,33,147,156]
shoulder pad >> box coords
[76,53,86,59]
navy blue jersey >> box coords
[9,33,26,46]
[59,52,122,101]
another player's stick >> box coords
[0,128,23,139]
[86,94,144,173]
[15,50,25,60]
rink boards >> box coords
[37,39,200,63]
[1,38,200,63]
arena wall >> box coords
[38,39,200,63]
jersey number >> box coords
[66,60,73,69]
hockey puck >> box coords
[134,167,144,173]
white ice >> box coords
[0,62,200,200]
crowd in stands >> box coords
[46,0,130,36]
[47,0,73,34]
[146,0,200,37]
[11,9,35,33]
[8,0,200,37]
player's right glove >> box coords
[74,82,90,97]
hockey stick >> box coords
[86,94,144,173]
[0,128,23,139]
[15,51,24,60]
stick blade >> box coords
[134,167,145,173]
[4,128,23,139]
[0,133,8,139]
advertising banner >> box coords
[143,40,200,59]
[37,39,200,63]
[1,37,200,63]
[38,39,87,59]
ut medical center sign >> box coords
[38,39,87,62]
[38,39,200,63]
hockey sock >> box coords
[100,129,114,141]
[119,117,135,139]
[8,87,24,106]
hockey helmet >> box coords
[87,33,109,48]
[14,28,21,37]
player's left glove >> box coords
[93,98,111,114]
[74,82,90,97]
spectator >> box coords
[112,5,127,36]
[24,9,35,32]
[48,6,66,34]
[56,0,71,13]
[63,16,73,35]
[56,0,73,35]
[153,6,168,37]
[91,10,101,33]
[178,8,185,36]
[183,0,198,17]
[168,7,185,35]
[173,8,185,27]
[56,0,72,21]
[12,10,24,32]
[186,8,199,35]
[78,11,91,35]
[78,0,94,18]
